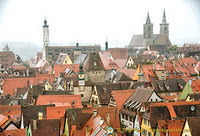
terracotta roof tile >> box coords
[117,68,136,79]
[111,89,135,110]
[54,64,84,77]
[2,74,54,96]
[108,48,128,60]
[36,95,83,107]
[0,129,26,136]
[46,106,70,119]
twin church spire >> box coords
[144,9,169,40]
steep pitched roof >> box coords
[88,52,105,70]
[111,89,135,110]
[108,48,128,60]
[54,64,84,77]
[36,95,83,107]
[55,53,71,64]
[129,35,144,47]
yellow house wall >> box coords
[182,120,192,136]
[63,55,72,64]
[141,118,154,136]
[133,66,141,80]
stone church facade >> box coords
[129,10,171,49]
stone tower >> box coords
[42,17,49,60]
[143,12,153,47]
[160,9,169,37]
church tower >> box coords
[160,9,169,37]
[42,17,49,60]
[143,12,153,47]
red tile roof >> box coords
[2,74,54,96]
[114,59,127,68]
[54,64,84,77]
[36,95,83,107]
[111,89,135,110]
[108,48,128,60]
[0,129,26,136]
[46,106,70,119]
[117,68,136,79]
[157,119,185,136]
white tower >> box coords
[42,17,49,60]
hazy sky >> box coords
[0,0,200,49]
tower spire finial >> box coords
[162,9,167,24]
[146,12,151,24]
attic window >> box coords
[94,62,97,66]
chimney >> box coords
[27,80,30,88]
[27,69,29,76]
[93,110,97,117]
[33,117,37,129]
[162,61,165,67]
[72,100,76,108]
[106,113,110,126]
[86,125,90,136]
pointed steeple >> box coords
[43,16,48,28]
[162,9,167,24]
[146,12,151,24]
[105,38,108,50]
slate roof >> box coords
[129,35,144,47]
[73,54,88,65]
[55,53,70,64]
[129,34,171,48]
[151,78,186,93]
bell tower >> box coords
[160,9,169,37]
[143,12,153,47]
[42,17,49,60]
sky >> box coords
[0,0,200,49]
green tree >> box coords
[168,45,177,51]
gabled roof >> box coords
[54,64,84,77]
[46,106,69,119]
[114,59,127,68]
[111,89,135,110]
[55,53,71,65]
[88,52,105,70]
[0,128,26,136]
[95,82,132,105]
[36,95,83,107]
